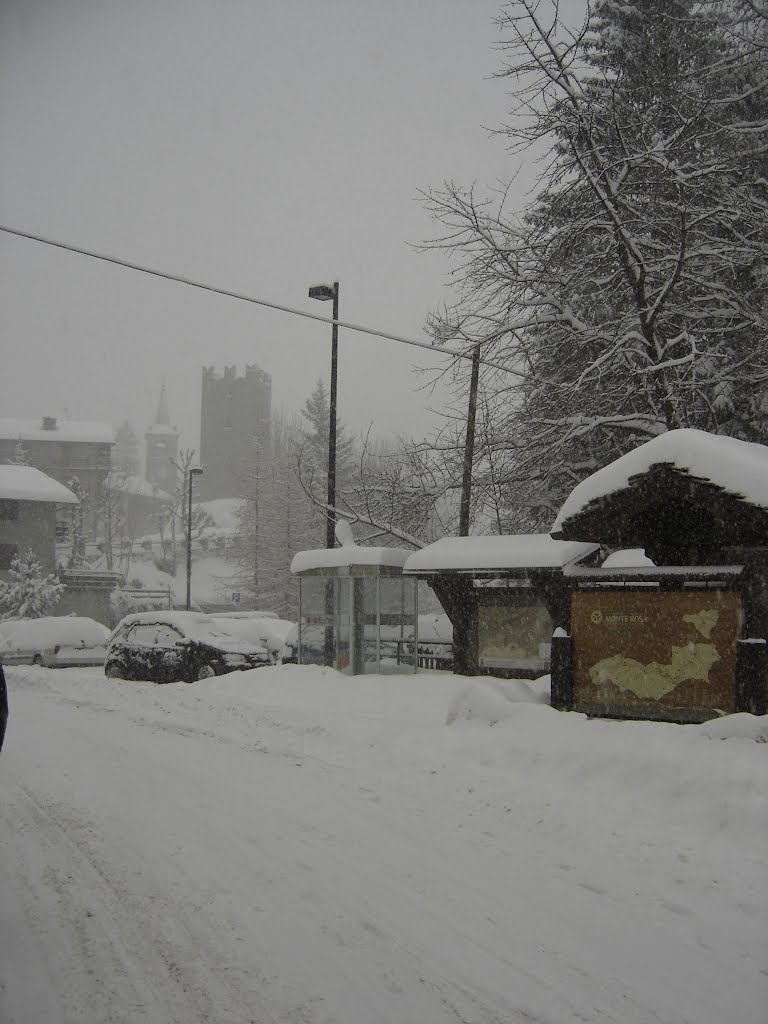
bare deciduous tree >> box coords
[421,0,768,530]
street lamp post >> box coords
[308,281,339,550]
[186,465,204,610]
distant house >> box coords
[0,465,78,580]
[0,416,114,533]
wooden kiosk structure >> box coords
[550,430,768,723]
[403,536,599,677]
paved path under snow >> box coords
[0,666,765,1024]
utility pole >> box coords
[458,342,481,536]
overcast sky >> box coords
[0,0,586,455]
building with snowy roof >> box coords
[0,465,78,579]
[0,415,114,534]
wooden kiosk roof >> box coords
[551,430,768,558]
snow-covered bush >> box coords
[0,550,65,619]
[110,587,169,624]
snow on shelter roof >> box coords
[0,465,79,504]
[0,417,114,444]
[291,545,414,576]
[551,429,768,535]
[403,534,599,574]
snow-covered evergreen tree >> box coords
[66,477,89,569]
[11,440,32,466]
[0,550,64,619]
[300,378,355,491]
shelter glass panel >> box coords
[298,576,332,666]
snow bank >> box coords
[445,677,549,725]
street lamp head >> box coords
[189,466,204,477]
[308,283,337,302]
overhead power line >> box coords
[0,224,524,377]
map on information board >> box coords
[572,591,740,712]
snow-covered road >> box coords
[1,664,766,1024]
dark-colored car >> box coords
[105,611,271,683]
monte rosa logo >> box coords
[589,608,649,626]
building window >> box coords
[0,544,18,570]
[56,521,70,543]
[0,500,19,520]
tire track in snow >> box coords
[1,780,275,1024]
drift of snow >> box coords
[601,548,655,568]
[552,428,768,533]
[0,663,765,1024]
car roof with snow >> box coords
[113,610,269,650]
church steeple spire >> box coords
[145,380,179,491]
[154,381,170,426]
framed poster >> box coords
[478,601,553,671]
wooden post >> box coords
[735,639,767,715]
[550,632,573,711]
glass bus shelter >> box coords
[290,545,418,675]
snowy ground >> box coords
[1,664,766,1024]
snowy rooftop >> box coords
[0,465,79,504]
[0,417,114,445]
[403,534,599,574]
[290,545,414,576]
[552,429,768,535]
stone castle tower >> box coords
[144,383,179,494]
[199,364,271,499]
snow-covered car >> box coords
[211,614,295,664]
[0,616,111,667]
[105,611,272,683]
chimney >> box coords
[42,416,57,431]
